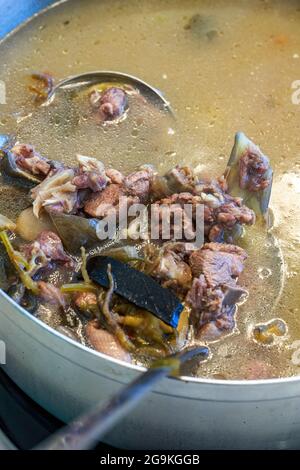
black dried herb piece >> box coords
[87,256,184,328]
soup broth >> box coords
[0,0,299,379]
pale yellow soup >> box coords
[0,0,299,379]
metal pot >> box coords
[1,0,300,450]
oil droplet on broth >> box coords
[258,267,273,279]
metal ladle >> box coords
[43,70,174,115]
[35,346,208,450]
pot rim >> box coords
[0,0,68,42]
[1,288,299,387]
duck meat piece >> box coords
[187,277,245,340]
[84,183,122,218]
[106,168,124,185]
[34,230,72,263]
[90,87,128,121]
[21,230,73,275]
[151,193,198,242]
[10,143,51,178]
[124,168,153,202]
[74,291,98,317]
[164,166,195,193]
[86,319,131,363]
[187,242,247,340]
[214,200,255,227]
[84,183,139,218]
[31,168,77,217]
[83,167,152,218]
[197,308,236,341]
[189,242,247,287]
[187,275,223,320]
[154,184,255,244]
[72,155,108,192]
[194,178,256,236]
[150,166,195,199]
[239,152,272,192]
[152,243,192,294]
[37,281,67,308]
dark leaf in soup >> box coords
[0,148,42,185]
[0,134,16,152]
[87,256,184,328]
[225,132,273,218]
[49,212,100,253]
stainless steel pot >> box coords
[1,0,300,450]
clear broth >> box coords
[0,0,299,379]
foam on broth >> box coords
[0,0,299,379]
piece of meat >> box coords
[186,242,247,341]
[72,170,107,192]
[187,275,223,320]
[21,231,72,277]
[106,168,124,185]
[151,193,198,242]
[152,244,192,293]
[165,166,195,193]
[124,168,153,202]
[187,276,239,340]
[31,168,77,217]
[86,319,131,363]
[84,183,121,218]
[197,308,235,341]
[38,281,67,308]
[72,155,108,193]
[154,182,255,244]
[11,143,51,177]
[215,201,255,227]
[35,231,72,263]
[196,180,255,241]
[239,152,271,192]
[90,87,128,121]
[189,242,247,287]
[84,183,139,218]
[74,291,98,317]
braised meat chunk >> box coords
[239,152,272,192]
[187,243,247,340]
[10,143,51,178]
[90,87,128,121]
[0,130,275,369]
[72,155,108,192]
[189,242,247,287]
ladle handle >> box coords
[35,347,208,450]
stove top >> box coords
[0,368,113,450]
[0,367,62,449]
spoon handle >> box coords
[35,347,208,450]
